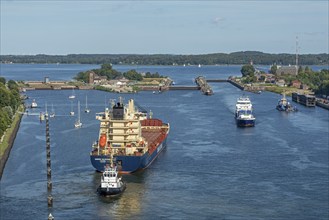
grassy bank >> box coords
[0,105,24,179]
[0,105,24,157]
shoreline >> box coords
[0,106,24,180]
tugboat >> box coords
[97,156,126,196]
[235,96,255,127]
[276,93,298,112]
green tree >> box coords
[304,66,312,74]
[317,80,329,96]
[241,64,255,77]
[270,65,277,75]
[7,80,19,92]
[74,71,89,83]
[0,77,6,85]
[101,63,113,70]
[123,70,143,81]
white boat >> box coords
[235,96,255,127]
[49,104,55,118]
[70,101,74,116]
[69,88,75,99]
[97,164,126,196]
[74,101,82,128]
[31,99,38,108]
[85,95,90,113]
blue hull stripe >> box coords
[91,137,167,172]
[236,119,255,127]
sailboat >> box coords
[74,101,82,128]
[70,100,74,116]
[69,88,75,99]
[85,95,90,113]
[50,104,55,118]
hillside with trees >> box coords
[0,78,21,138]
[1,51,328,65]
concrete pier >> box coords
[169,86,200,90]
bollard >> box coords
[48,213,54,220]
[48,195,53,207]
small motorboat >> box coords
[31,99,38,108]
[97,165,126,196]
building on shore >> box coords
[88,71,107,84]
[276,65,298,76]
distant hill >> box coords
[0,51,328,65]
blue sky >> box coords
[0,1,328,55]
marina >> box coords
[0,64,328,220]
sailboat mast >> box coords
[78,101,80,122]
[86,96,88,108]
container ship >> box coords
[90,98,170,173]
[235,96,255,127]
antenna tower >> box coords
[295,36,299,75]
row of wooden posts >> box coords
[46,116,54,220]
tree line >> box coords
[74,64,164,82]
[0,77,21,138]
[1,51,328,65]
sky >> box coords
[0,1,328,55]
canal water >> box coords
[0,64,328,219]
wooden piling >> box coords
[47,195,53,207]
[45,117,53,213]
[47,180,52,191]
